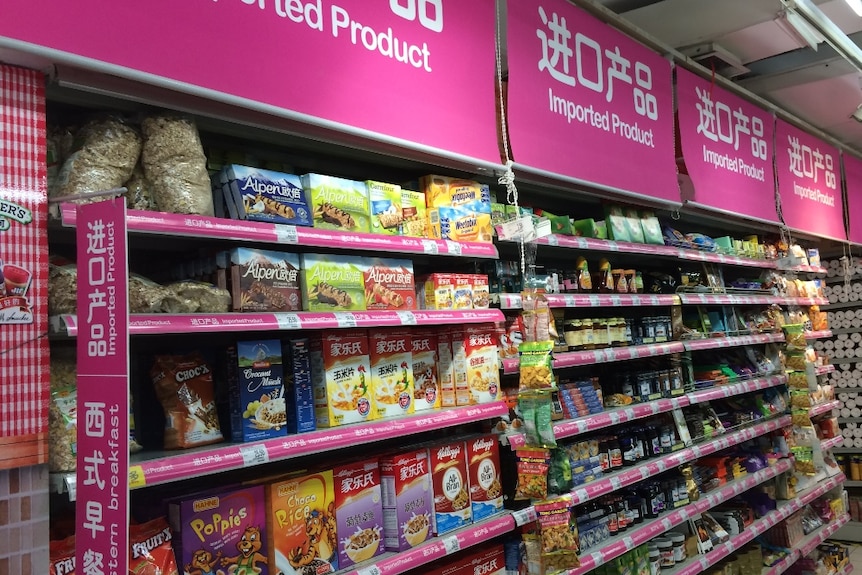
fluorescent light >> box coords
[846,0,862,17]
[852,103,862,122]
[784,9,825,49]
[783,0,862,74]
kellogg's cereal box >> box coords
[332,461,385,569]
[436,330,456,408]
[268,471,338,575]
[412,332,441,412]
[310,330,375,427]
[169,486,268,575]
[429,441,472,535]
[367,180,403,235]
[472,275,490,309]
[227,340,287,443]
[450,327,469,406]
[302,173,371,233]
[401,189,427,238]
[380,449,433,552]
[300,253,367,312]
[453,274,474,310]
[362,258,416,311]
[424,544,506,575]
[230,248,302,312]
[466,435,503,521]
[369,330,415,419]
[464,326,501,405]
[419,273,454,310]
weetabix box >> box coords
[380,449,433,552]
[310,330,375,427]
[412,332,441,412]
[429,440,472,535]
[230,247,301,312]
[367,180,403,236]
[363,258,416,311]
[228,339,287,443]
[283,338,316,434]
[301,173,371,233]
[225,165,312,227]
[332,460,385,569]
[466,435,503,521]
[369,330,415,419]
[300,253,367,312]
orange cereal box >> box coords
[310,330,374,427]
[369,330,415,419]
[464,326,500,405]
[362,258,416,311]
[466,435,503,521]
[429,440,472,535]
[412,332,441,411]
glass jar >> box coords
[564,319,582,350]
[582,319,595,350]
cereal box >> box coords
[472,275,490,309]
[464,326,500,405]
[419,273,454,310]
[230,248,302,312]
[367,180,403,236]
[226,165,312,227]
[369,330,415,419]
[300,253,367,312]
[310,330,375,427]
[268,471,338,574]
[380,449,433,552]
[450,327,469,406]
[424,544,506,575]
[437,330,456,408]
[420,175,490,209]
[401,189,427,238]
[466,436,503,521]
[302,173,371,233]
[428,203,493,243]
[429,440,472,535]
[332,460,385,569]
[363,258,416,311]
[169,485,269,575]
[453,274,474,309]
[412,332,441,412]
[283,338,316,434]
[228,340,287,443]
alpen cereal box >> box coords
[310,330,375,427]
[380,449,433,552]
[226,165,312,227]
[228,340,287,443]
[169,485,269,575]
[300,253,367,312]
[332,460,385,569]
[466,435,503,521]
[363,258,416,311]
[367,180,403,236]
[369,331,415,419]
[429,441,472,535]
[302,173,371,233]
[230,248,302,312]
[465,326,500,405]
[401,189,427,238]
[412,332,440,412]
[267,471,338,574]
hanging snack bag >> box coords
[518,341,556,391]
[514,448,551,500]
[128,517,179,575]
[782,323,807,350]
[519,390,557,448]
[533,495,579,570]
[151,353,224,449]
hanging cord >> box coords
[842,242,852,291]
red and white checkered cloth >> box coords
[0,64,48,437]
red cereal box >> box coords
[363,258,416,310]
[429,440,472,535]
[333,460,385,569]
[424,544,506,575]
[464,325,500,405]
[466,435,504,521]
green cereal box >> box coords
[300,253,367,312]
[367,181,403,236]
[302,173,371,233]
[401,190,427,238]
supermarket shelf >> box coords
[59,203,499,259]
[762,514,850,575]
[677,293,829,307]
[810,400,840,417]
[50,402,507,498]
[49,308,504,337]
[822,301,862,311]
[835,520,862,543]
[822,435,844,451]
[829,326,862,336]
[805,330,834,340]
[568,459,795,575]
[838,418,862,424]
[828,357,862,362]
[507,375,788,448]
[501,342,685,374]
[843,480,862,487]
[496,292,679,310]
[682,332,786,352]
[784,264,828,274]
[832,447,862,453]
[816,365,836,376]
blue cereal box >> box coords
[225,165,312,226]
[228,340,287,442]
[283,338,316,434]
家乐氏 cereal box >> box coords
[429,440,472,535]
[332,460,385,569]
[228,339,287,443]
[412,332,440,412]
[310,330,375,427]
[363,258,415,311]
[380,449,433,552]
[436,329,456,408]
[300,253,367,312]
[302,173,371,233]
[367,180,403,236]
[466,435,503,521]
[369,330,415,419]
[464,326,500,405]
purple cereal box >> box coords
[379,448,433,552]
[333,460,385,569]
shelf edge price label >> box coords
[396,311,417,326]
[275,224,299,244]
[336,312,358,328]
[128,465,146,489]
[442,535,460,555]
[422,239,440,255]
[357,564,382,575]
[513,507,537,526]
[445,240,463,256]
[240,444,270,467]
[275,313,302,330]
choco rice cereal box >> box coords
[332,460,385,568]
[464,326,500,405]
[301,173,371,233]
[429,440,472,535]
[363,258,416,311]
[225,165,312,227]
[380,449,433,552]
[169,485,269,575]
[267,471,338,575]
[283,338,316,434]
[401,189,427,238]
[310,330,375,427]
[230,247,301,312]
[466,435,504,521]
[369,330,415,419]
[366,180,403,236]
[436,329,456,408]
[227,340,287,443]
[412,332,441,412]
[300,253,367,312]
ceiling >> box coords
[601,0,862,150]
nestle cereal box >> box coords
[169,485,269,575]
[366,180,403,236]
[380,449,433,552]
[437,330,456,408]
[450,327,469,406]
[332,460,385,568]
[466,435,503,521]
[419,273,454,310]
[228,339,287,443]
[267,471,338,574]
[225,165,312,227]
[412,332,441,412]
[464,326,500,405]
[401,189,427,238]
[300,253,367,312]
[369,330,415,419]
[310,330,375,427]
[283,338,316,434]
[230,248,302,312]
[429,441,472,535]
[363,258,416,311]
[302,173,371,233]
[420,175,490,209]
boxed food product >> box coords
[367,180,403,235]
[412,332,441,412]
[453,274,474,309]
[224,165,312,226]
[464,326,501,405]
[420,175,490,209]
[429,440,472,535]
[437,330,456,408]
[228,339,287,443]
[283,338,316,434]
[310,330,375,427]
[300,253,367,312]
[332,460,385,569]
[401,189,427,237]
[302,173,371,233]
[380,449,433,552]
[424,544,506,575]
[419,273,455,310]
[362,258,416,311]
[428,203,493,243]
[450,327,469,406]
[169,485,269,575]
[230,248,301,312]
[369,331,415,419]
[472,275,490,309]
[466,436,503,521]
[268,471,338,574]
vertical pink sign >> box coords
[676,68,777,223]
[845,153,862,244]
[76,198,130,574]
[506,0,679,203]
[775,120,845,240]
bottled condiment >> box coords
[595,258,613,293]
[608,437,623,469]
[648,549,661,575]
[643,317,657,343]
[655,538,675,567]
[660,425,674,452]
[564,319,582,350]
[612,269,627,293]
[852,456,862,481]
[621,435,638,466]
[659,371,672,396]
[582,319,595,350]
[576,257,593,292]
[615,497,629,531]
[668,532,686,562]
[647,427,661,456]
[594,318,608,348]
[634,271,644,293]
[598,439,610,471]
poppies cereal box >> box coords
[412,332,441,412]
[466,435,503,521]
[369,330,415,419]
[302,173,371,233]
[380,449,433,552]
[300,253,367,312]
[267,471,338,575]
[333,460,384,569]
[429,440,472,535]
[362,258,416,311]
[465,326,500,405]
[367,180,403,235]
[310,330,375,427]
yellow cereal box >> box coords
[369,331,415,419]
[450,327,469,406]
[419,175,489,209]
[464,326,500,405]
[427,204,493,244]
[311,330,375,427]
[401,189,427,238]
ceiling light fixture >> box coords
[852,103,862,122]
[846,0,862,17]
[782,0,862,72]
[783,8,825,50]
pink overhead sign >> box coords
[0,0,500,163]
[676,68,777,223]
[844,153,862,244]
[775,120,845,240]
[506,0,678,203]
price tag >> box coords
[240,444,270,467]
[661,518,672,530]
[699,557,710,569]
[590,552,605,568]
[422,239,440,255]
[513,507,538,526]
[128,466,146,489]
[605,348,617,361]
[445,240,463,256]
[357,565,382,575]
[336,313,358,328]
[610,295,622,307]
[588,295,601,307]
[275,224,299,244]
[609,476,622,490]
[275,313,302,330]
[609,411,621,425]
[442,535,460,555]
[64,474,78,501]
[574,488,589,503]
[396,311,417,326]
[545,234,560,247]
[564,294,578,307]
[623,535,634,550]
[496,216,535,242]
[640,467,651,479]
